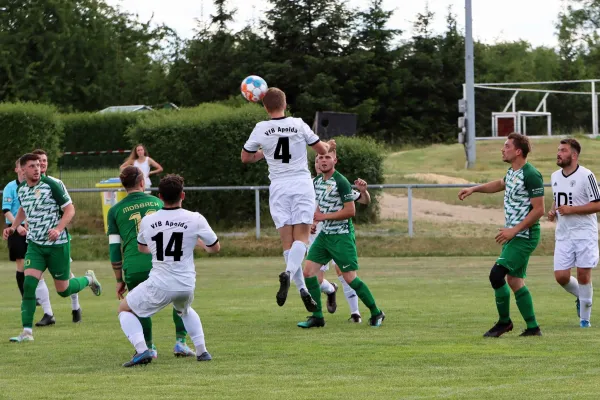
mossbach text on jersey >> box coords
[122,201,161,214]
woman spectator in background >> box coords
[120,144,163,190]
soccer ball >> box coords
[241,75,268,103]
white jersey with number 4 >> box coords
[137,208,218,291]
[243,117,320,182]
[551,165,600,241]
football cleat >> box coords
[72,308,82,323]
[276,271,291,306]
[174,341,196,357]
[122,349,153,367]
[297,316,325,329]
[197,352,212,361]
[580,320,591,328]
[368,310,386,327]
[9,331,34,343]
[519,327,542,337]
[348,313,362,323]
[85,270,102,296]
[326,283,338,314]
[150,344,158,359]
[299,288,317,312]
[35,313,56,327]
[483,320,513,338]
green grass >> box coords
[384,137,600,209]
[1,257,598,399]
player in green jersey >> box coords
[107,166,195,358]
[459,132,545,337]
[3,153,102,343]
[298,150,385,328]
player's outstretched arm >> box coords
[197,238,221,254]
[311,139,336,156]
[458,179,505,200]
[241,149,265,164]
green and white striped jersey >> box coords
[17,175,72,245]
[503,162,544,239]
[314,171,360,235]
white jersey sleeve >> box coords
[301,121,320,146]
[243,126,262,153]
[585,171,600,202]
[195,213,218,247]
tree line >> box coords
[2,0,600,143]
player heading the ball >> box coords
[241,87,335,311]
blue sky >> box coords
[106,0,563,48]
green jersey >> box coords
[503,162,544,239]
[107,192,163,273]
[17,175,72,246]
[314,170,359,235]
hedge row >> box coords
[0,102,62,184]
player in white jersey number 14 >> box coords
[241,87,335,312]
[548,139,600,328]
[116,174,221,367]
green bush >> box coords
[309,136,384,223]
[128,103,271,227]
[0,102,63,187]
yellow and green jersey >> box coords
[107,191,163,274]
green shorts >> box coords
[24,241,71,280]
[125,270,151,291]
[496,233,540,278]
[307,232,359,272]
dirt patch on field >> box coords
[404,173,472,185]
[380,192,554,228]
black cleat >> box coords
[348,313,362,323]
[122,350,153,367]
[519,327,542,337]
[35,313,56,327]
[368,310,386,327]
[483,320,513,338]
[299,288,318,312]
[197,351,212,361]
[297,316,326,329]
[72,308,82,323]
[326,283,338,314]
[276,271,291,306]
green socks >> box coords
[173,308,187,342]
[57,276,89,297]
[306,276,323,318]
[515,286,538,329]
[494,283,511,323]
[349,277,381,316]
[139,317,153,347]
[22,276,39,329]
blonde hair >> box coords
[126,144,148,164]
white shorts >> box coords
[554,239,599,271]
[269,179,315,229]
[126,280,195,318]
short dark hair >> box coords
[32,149,47,156]
[262,88,286,113]
[560,138,581,155]
[119,166,144,189]
[158,174,184,203]
[507,132,532,158]
[19,153,40,167]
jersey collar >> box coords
[162,206,181,210]
[271,116,287,120]
[561,164,579,178]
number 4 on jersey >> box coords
[274,137,292,163]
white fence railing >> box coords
[1,183,555,239]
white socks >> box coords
[181,308,207,354]
[580,283,593,321]
[70,272,80,310]
[561,276,580,298]
[285,246,308,293]
[320,279,335,294]
[285,241,307,277]
[338,275,359,315]
[119,311,148,353]
[36,279,53,316]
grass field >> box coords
[1,257,599,399]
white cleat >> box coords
[10,331,34,343]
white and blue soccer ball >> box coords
[241,75,268,103]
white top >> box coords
[133,158,152,188]
[137,208,218,291]
[243,117,320,182]
[551,165,600,240]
